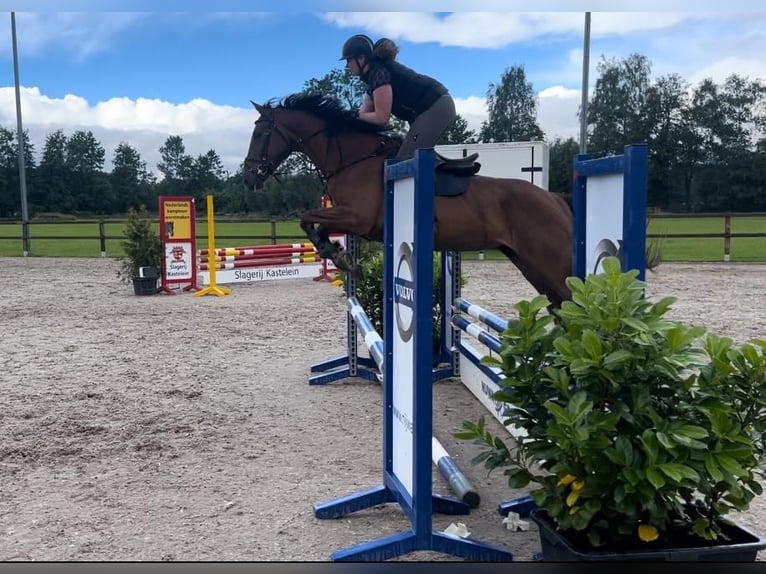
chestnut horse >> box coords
[243,93,573,307]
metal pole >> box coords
[579,11,591,155]
[11,12,30,256]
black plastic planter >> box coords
[132,276,158,296]
[530,508,766,562]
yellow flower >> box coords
[572,480,585,492]
[558,474,577,486]
[566,490,580,507]
[638,524,659,542]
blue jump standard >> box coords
[309,354,454,385]
[313,481,513,562]
[312,150,514,562]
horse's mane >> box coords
[266,92,393,136]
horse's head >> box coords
[243,101,295,191]
[243,92,399,191]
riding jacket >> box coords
[362,59,449,123]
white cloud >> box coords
[537,86,582,141]
[453,95,488,134]
[686,57,766,86]
[3,86,583,178]
[456,87,582,143]
[0,87,256,178]
[321,12,691,48]
[4,13,149,60]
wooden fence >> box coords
[0,213,765,261]
[646,212,766,262]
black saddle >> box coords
[434,152,481,177]
[432,152,481,197]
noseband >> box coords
[245,113,294,182]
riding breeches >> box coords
[395,93,457,160]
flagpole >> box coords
[579,11,591,155]
[11,11,30,256]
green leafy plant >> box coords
[457,256,766,549]
[116,205,163,283]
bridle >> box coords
[245,107,396,186]
[244,111,316,184]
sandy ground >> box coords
[1,257,765,562]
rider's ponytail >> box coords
[372,38,399,62]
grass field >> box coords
[0,215,764,262]
[646,216,766,262]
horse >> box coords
[242,92,573,308]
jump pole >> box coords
[312,148,514,562]
[346,294,480,509]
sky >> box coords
[1,5,765,179]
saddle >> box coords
[433,152,481,197]
[434,152,481,177]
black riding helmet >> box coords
[340,34,374,60]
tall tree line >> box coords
[1,52,765,219]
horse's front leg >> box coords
[300,208,363,278]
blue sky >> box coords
[1,8,765,177]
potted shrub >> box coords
[117,205,163,296]
[457,256,766,561]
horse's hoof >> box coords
[332,250,353,271]
[318,243,336,259]
[332,250,363,280]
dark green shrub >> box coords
[457,256,766,548]
[116,205,163,283]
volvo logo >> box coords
[394,242,415,342]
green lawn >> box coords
[0,219,307,258]
[648,216,766,262]
[0,215,764,262]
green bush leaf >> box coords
[581,330,603,359]
[716,455,748,477]
[658,463,699,483]
[674,425,709,440]
[646,467,666,489]
[705,455,724,482]
[602,350,634,369]
[544,401,571,425]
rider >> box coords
[340,34,456,160]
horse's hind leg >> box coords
[498,246,570,310]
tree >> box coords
[547,137,580,196]
[644,73,691,209]
[587,54,653,156]
[302,68,367,110]
[693,75,766,211]
[111,142,155,213]
[479,65,544,143]
[187,149,227,204]
[66,130,110,213]
[157,135,192,196]
[0,127,35,217]
[36,129,72,213]
[437,115,478,145]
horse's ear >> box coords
[250,100,265,113]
